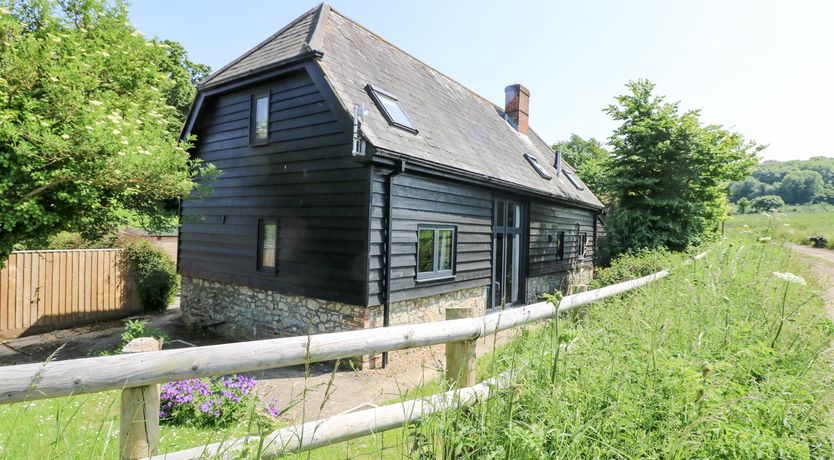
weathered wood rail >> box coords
[0,255,696,459]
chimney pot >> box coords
[504,84,530,135]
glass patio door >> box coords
[491,199,523,309]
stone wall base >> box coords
[180,277,488,368]
[526,265,594,303]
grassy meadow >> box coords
[1,228,832,458]
[727,204,834,249]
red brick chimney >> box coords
[504,84,530,135]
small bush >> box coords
[122,319,168,344]
[120,238,178,312]
[160,375,279,428]
[590,247,671,289]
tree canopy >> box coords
[552,134,610,199]
[602,79,759,256]
[0,0,214,264]
[729,157,834,206]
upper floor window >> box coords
[366,84,417,133]
[564,170,585,191]
[258,219,278,273]
[250,93,270,145]
[524,153,552,180]
[417,224,455,280]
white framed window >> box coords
[416,224,456,280]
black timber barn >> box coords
[178,4,605,363]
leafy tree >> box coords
[778,170,824,204]
[752,160,793,185]
[729,176,770,202]
[0,0,215,266]
[750,195,784,212]
[736,197,750,214]
[553,134,610,199]
[603,80,759,255]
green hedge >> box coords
[120,239,178,312]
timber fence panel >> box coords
[0,249,141,339]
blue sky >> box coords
[130,0,833,162]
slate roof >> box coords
[197,4,603,209]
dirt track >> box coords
[790,244,834,321]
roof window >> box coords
[564,170,585,190]
[523,153,552,180]
[366,84,417,133]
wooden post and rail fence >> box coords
[0,249,141,339]
[0,254,704,459]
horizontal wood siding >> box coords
[528,201,596,277]
[0,250,140,338]
[369,170,492,305]
[179,67,368,305]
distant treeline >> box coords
[729,157,834,207]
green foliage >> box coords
[727,206,834,249]
[121,238,177,312]
[552,134,610,197]
[749,194,785,212]
[412,240,834,458]
[731,157,834,205]
[121,318,168,344]
[0,0,213,265]
[603,79,759,256]
[589,247,671,289]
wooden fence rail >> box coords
[0,253,698,459]
[0,249,140,338]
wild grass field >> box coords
[728,205,834,249]
[1,231,832,458]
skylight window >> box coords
[366,84,417,133]
[524,153,552,180]
[564,170,585,190]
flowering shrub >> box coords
[160,375,279,427]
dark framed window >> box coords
[416,224,456,281]
[250,92,270,145]
[524,153,552,180]
[564,170,585,190]
[366,84,418,133]
[556,231,565,261]
[257,219,278,273]
[578,232,588,257]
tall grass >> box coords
[728,207,834,249]
[407,237,834,458]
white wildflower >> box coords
[98,50,110,57]
[60,134,70,140]
[762,212,771,217]
[131,30,144,37]
[112,129,121,135]
[758,236,771,242]
[121,138,129,145]
[782,223,790,227]
[85,125,93,131]
[49,76,59,82]
[89,100,103,106]
[0,7,10,15]
[743,224,749,228]
[772,272,806,286]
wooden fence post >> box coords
[445,307,476,388]
[120,337,162,460]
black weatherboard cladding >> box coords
[369,168,493,306]
[179,66,369,305]
[528,201,596,277]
